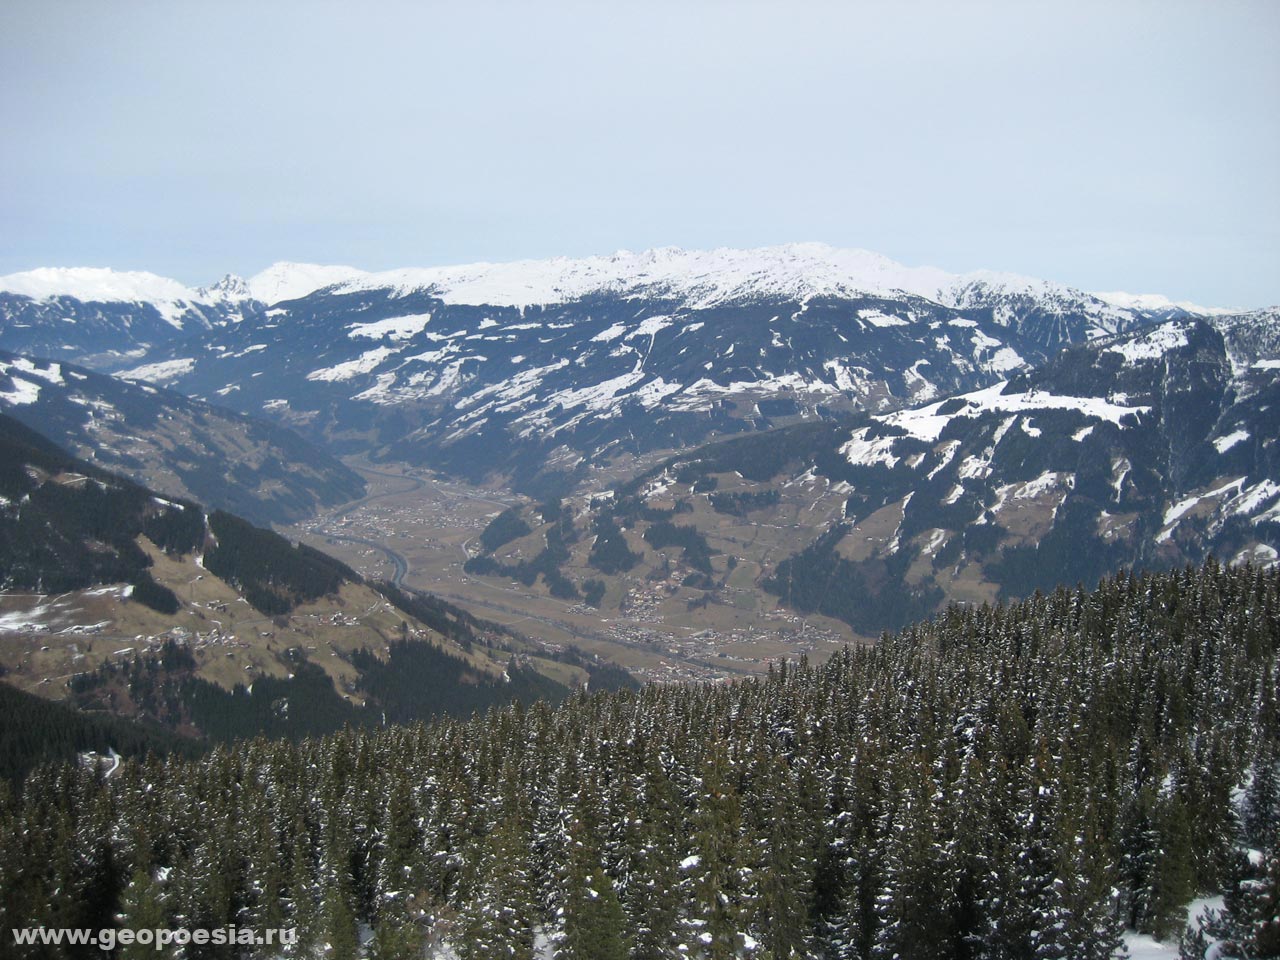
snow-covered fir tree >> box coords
[1,560,1277,958]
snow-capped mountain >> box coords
[0,266,260,368]
[198,273,253,301]
[1092,289,1239,321]
[0,245,1253,493]
[0,245,1065,309]
[220,245,1142,325]
[243,262,365,304]
[0,266,206,314]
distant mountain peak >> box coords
[198,273,252,301]
[245,262,367,305]
[1092,290,1236,318]
[0,266,218,329]
[0,265,198,305]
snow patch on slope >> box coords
[0,377,41,405]
[1214,430,1249,454]
[841,427,901,469]
[1107,324,1189,363]
[306,347,395,382]
[859,309,909,328]
[881,381,1150,443]
[116,358,195,384]
[542,370,647,413]
[591,323,628,343]
[347,314,433,341]
[2,356,65,385]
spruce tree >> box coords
[115,868,169,960]
[560,865,631,960]
[456,790,536,960]
[626,747,684,960]
[685,741,749,960]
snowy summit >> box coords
[248,243,1121,311]
[1,243,1241,315]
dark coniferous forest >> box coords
[3,560,1278,958]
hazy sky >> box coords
[2,0,1277,306]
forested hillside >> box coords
[0,412,629,746]
[0,413,202,610]
[4,560,1278,958]
[0,682,199,784]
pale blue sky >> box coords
[1,0,1277,306]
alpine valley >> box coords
[0,409,630,774]
[3,243,1280,959]
[2,245,1277,681]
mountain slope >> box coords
[774,312,1279,616]
[0,349,365,524]
[0,412,201,604]
[467,311,1279,638]
[1,244,1171,494]
[0,413,627,740]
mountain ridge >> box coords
[2,243,1262,314]
[0,348,365,525]
[2,246,1273,500]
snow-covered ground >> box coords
[1121,896,1223,959]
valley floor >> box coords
[287,457,856,683]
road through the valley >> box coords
[305,465,756,678]
[309,466,423,587]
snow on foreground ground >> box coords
[404,902,1225,960]
[1122,896,1223,959]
